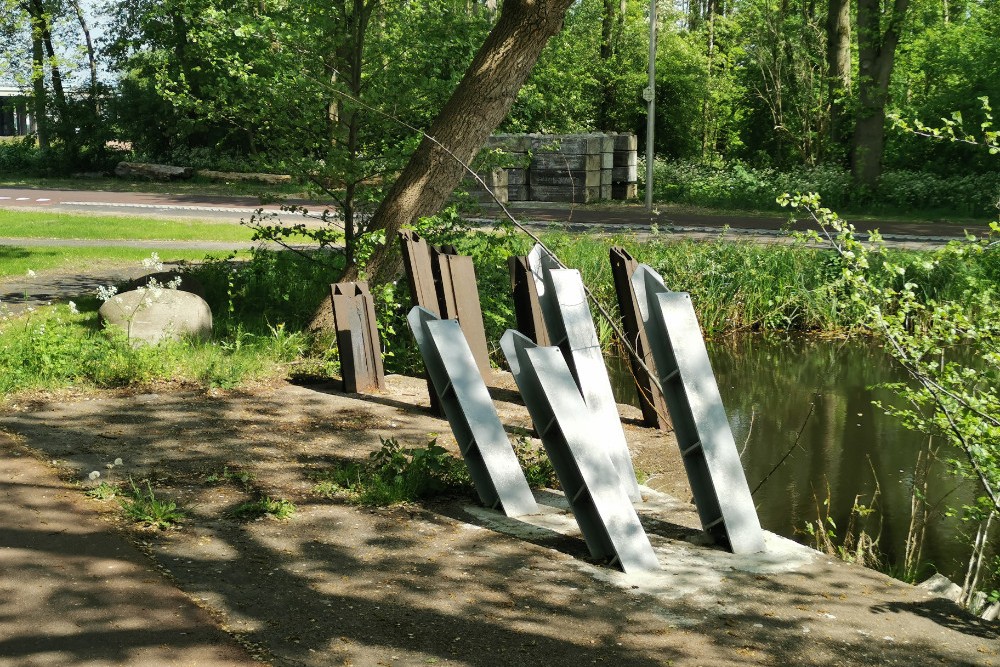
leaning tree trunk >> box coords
[343,0,575,285]
[850,0,909,188]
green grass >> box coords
[0,210,256,242]
[230,496,296,521]
[119,478,185,529]
[0,245,241,279]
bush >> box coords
[646,158,1000,218]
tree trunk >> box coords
[825,0,851,151]
[346,0,575,284]
[597,0,616,130]
[29,28,49,149]
[69,0,99,103]
[850,0,909,188]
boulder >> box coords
[99,288,212,345]
[916,573,962,602]
[115,162,193,180]
[981,601,999,622]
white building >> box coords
[0,86,34,136]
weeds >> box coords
[119,478,185,529]
[512,437,559,490]
[802,476,884,570]
[231,496,296,521]
[312,437,470,506]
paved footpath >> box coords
[0,434,264,666]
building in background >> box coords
[0,87,33,136]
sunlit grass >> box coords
[0,210,255,242]
[0,245,243,279]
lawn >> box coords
[0,245,241,279]
[0,210,256,242]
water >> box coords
[610,335,997,588]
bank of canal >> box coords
[611,335,998,592]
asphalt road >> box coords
[0,185,991,245]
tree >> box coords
[825,0,851,151]
[347,0,576,283]
[850,0,910,187]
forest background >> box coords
[1,0,999,222]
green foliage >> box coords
[231,496,296,521]
[512,437,559,490]
[87,482,118,501]
[782,192,1000,599]
[119,478,185,529]
[647,159,1000,217]
[312,437,470,506]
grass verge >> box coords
[0,245,243,279]
[0,210,256,242]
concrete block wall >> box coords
[465,132,638,204]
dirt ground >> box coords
[1,373,997,667]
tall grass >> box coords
[458,228,1000,347]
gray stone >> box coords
[531,153,602,172]
[99,288,212,345]
[917,573,963,602]
[115,162,193,180]
[529,169,602,188]
[614,133,638,151]
[981,601,999,621]
[612,164,638,183]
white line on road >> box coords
[36,198,50,202]
[14,197,29,201]
[62,201,265,213]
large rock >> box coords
[115,162,193,180]
[917,573,962,602]
[99,288,212,345]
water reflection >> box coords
[611,335,996,587]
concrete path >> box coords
[0,435,265,666]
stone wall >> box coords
[465,133,638,205]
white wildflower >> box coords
[96,285,118,302]
[142,252,164,272]
[167,276,182,290]
[88,470,101,480]
[26,269,36,278]
[67,301,78,314]
[114,458,123,466]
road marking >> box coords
[36,198,51,202]
[62,201,264,213]
[15,197,29,201]
[0,196,10,200]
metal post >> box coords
[645,0,657,212]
